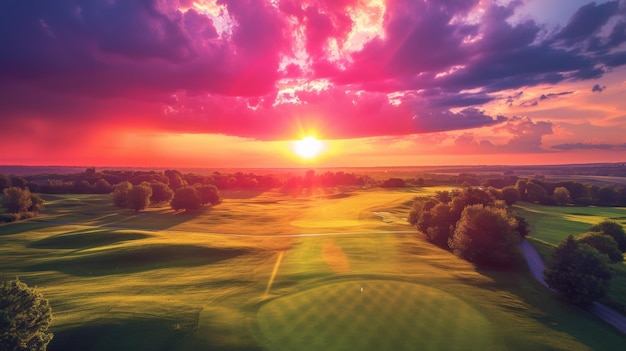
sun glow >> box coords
[293,136,323,159]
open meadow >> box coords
[2,187,626,350]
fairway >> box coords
[257,280,493,351]
[2,189,626,350]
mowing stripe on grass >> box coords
[264,251,285,297]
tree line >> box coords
[409,186,626,307]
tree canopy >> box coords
[0,278,53,351]
[449,204,522,267]
[2,187,33,214]
[588,220,626,252]
[544,235,612,306]
[171,186,202,211]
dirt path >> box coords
[520,240,626,334]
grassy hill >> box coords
[1,188,625,350]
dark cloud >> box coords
[0,0,624,143]
[592,84,607,93]
[554,1,620,45]
[552,143,613,150]
[520,91,573,107]
[412,108,506,133]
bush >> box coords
[544,235,612,306]
[0,278,53,351]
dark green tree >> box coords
[93,179,112,194]
[111,181,132,207]
[28,194,44,214]
[425,203,454,248]
[9,177,27,189]
[171,186,202,211]
[597,185,616,206]
[1,187,32,214]
[576,232,623,263]
[544,235,612,306]
[0,278,53,351]
[126,183,153,212]
[449,204,522,267]
[588,220,626,252]
[501,186,520,206]
[553,186,571,206]
[196,185,222,206]
[150,182,174,203]
[0,174,10,191]
[525,181,547,203]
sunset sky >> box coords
[1,0,625,168]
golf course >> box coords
[2,187,626,350]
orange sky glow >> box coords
[1,0,625,169]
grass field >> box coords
[2,188,626,350]
[514,203,626,315]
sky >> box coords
[1,0,625,168]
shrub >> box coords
[544,235,612,306]
[0,278,53,351]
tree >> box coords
[0,174,10,191]
[1,187,32,214]
[171,186,202,211]
[553,186,571,206]
[449,204,522,267]
[544,235,612,306]
[525,181,547,203]
[93,179,111,194]
[597,185,616,206]
[164,170,187,191]
[196,185,222,206]
[111,181,132,207]
[150,182,174,203]
[126,183,153,212]
[576,232,623,263]
[424,203,454,248]
[28,194,44,214]
[0,278,53,351]
[515,179,527,201]
[10,177,27,189]
[501,186,520,206]
[588,220,626,252]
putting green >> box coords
[257,280,494,351]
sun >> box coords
[293,136,323,159]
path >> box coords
[520,239,626,334]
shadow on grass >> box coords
[26,245,250,276]
[476,265,626,349]
[28,229,151,250]
[48,318,189,351]
[86,208,206,231]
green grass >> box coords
[515,203,626,315]
[1,190,626,350]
